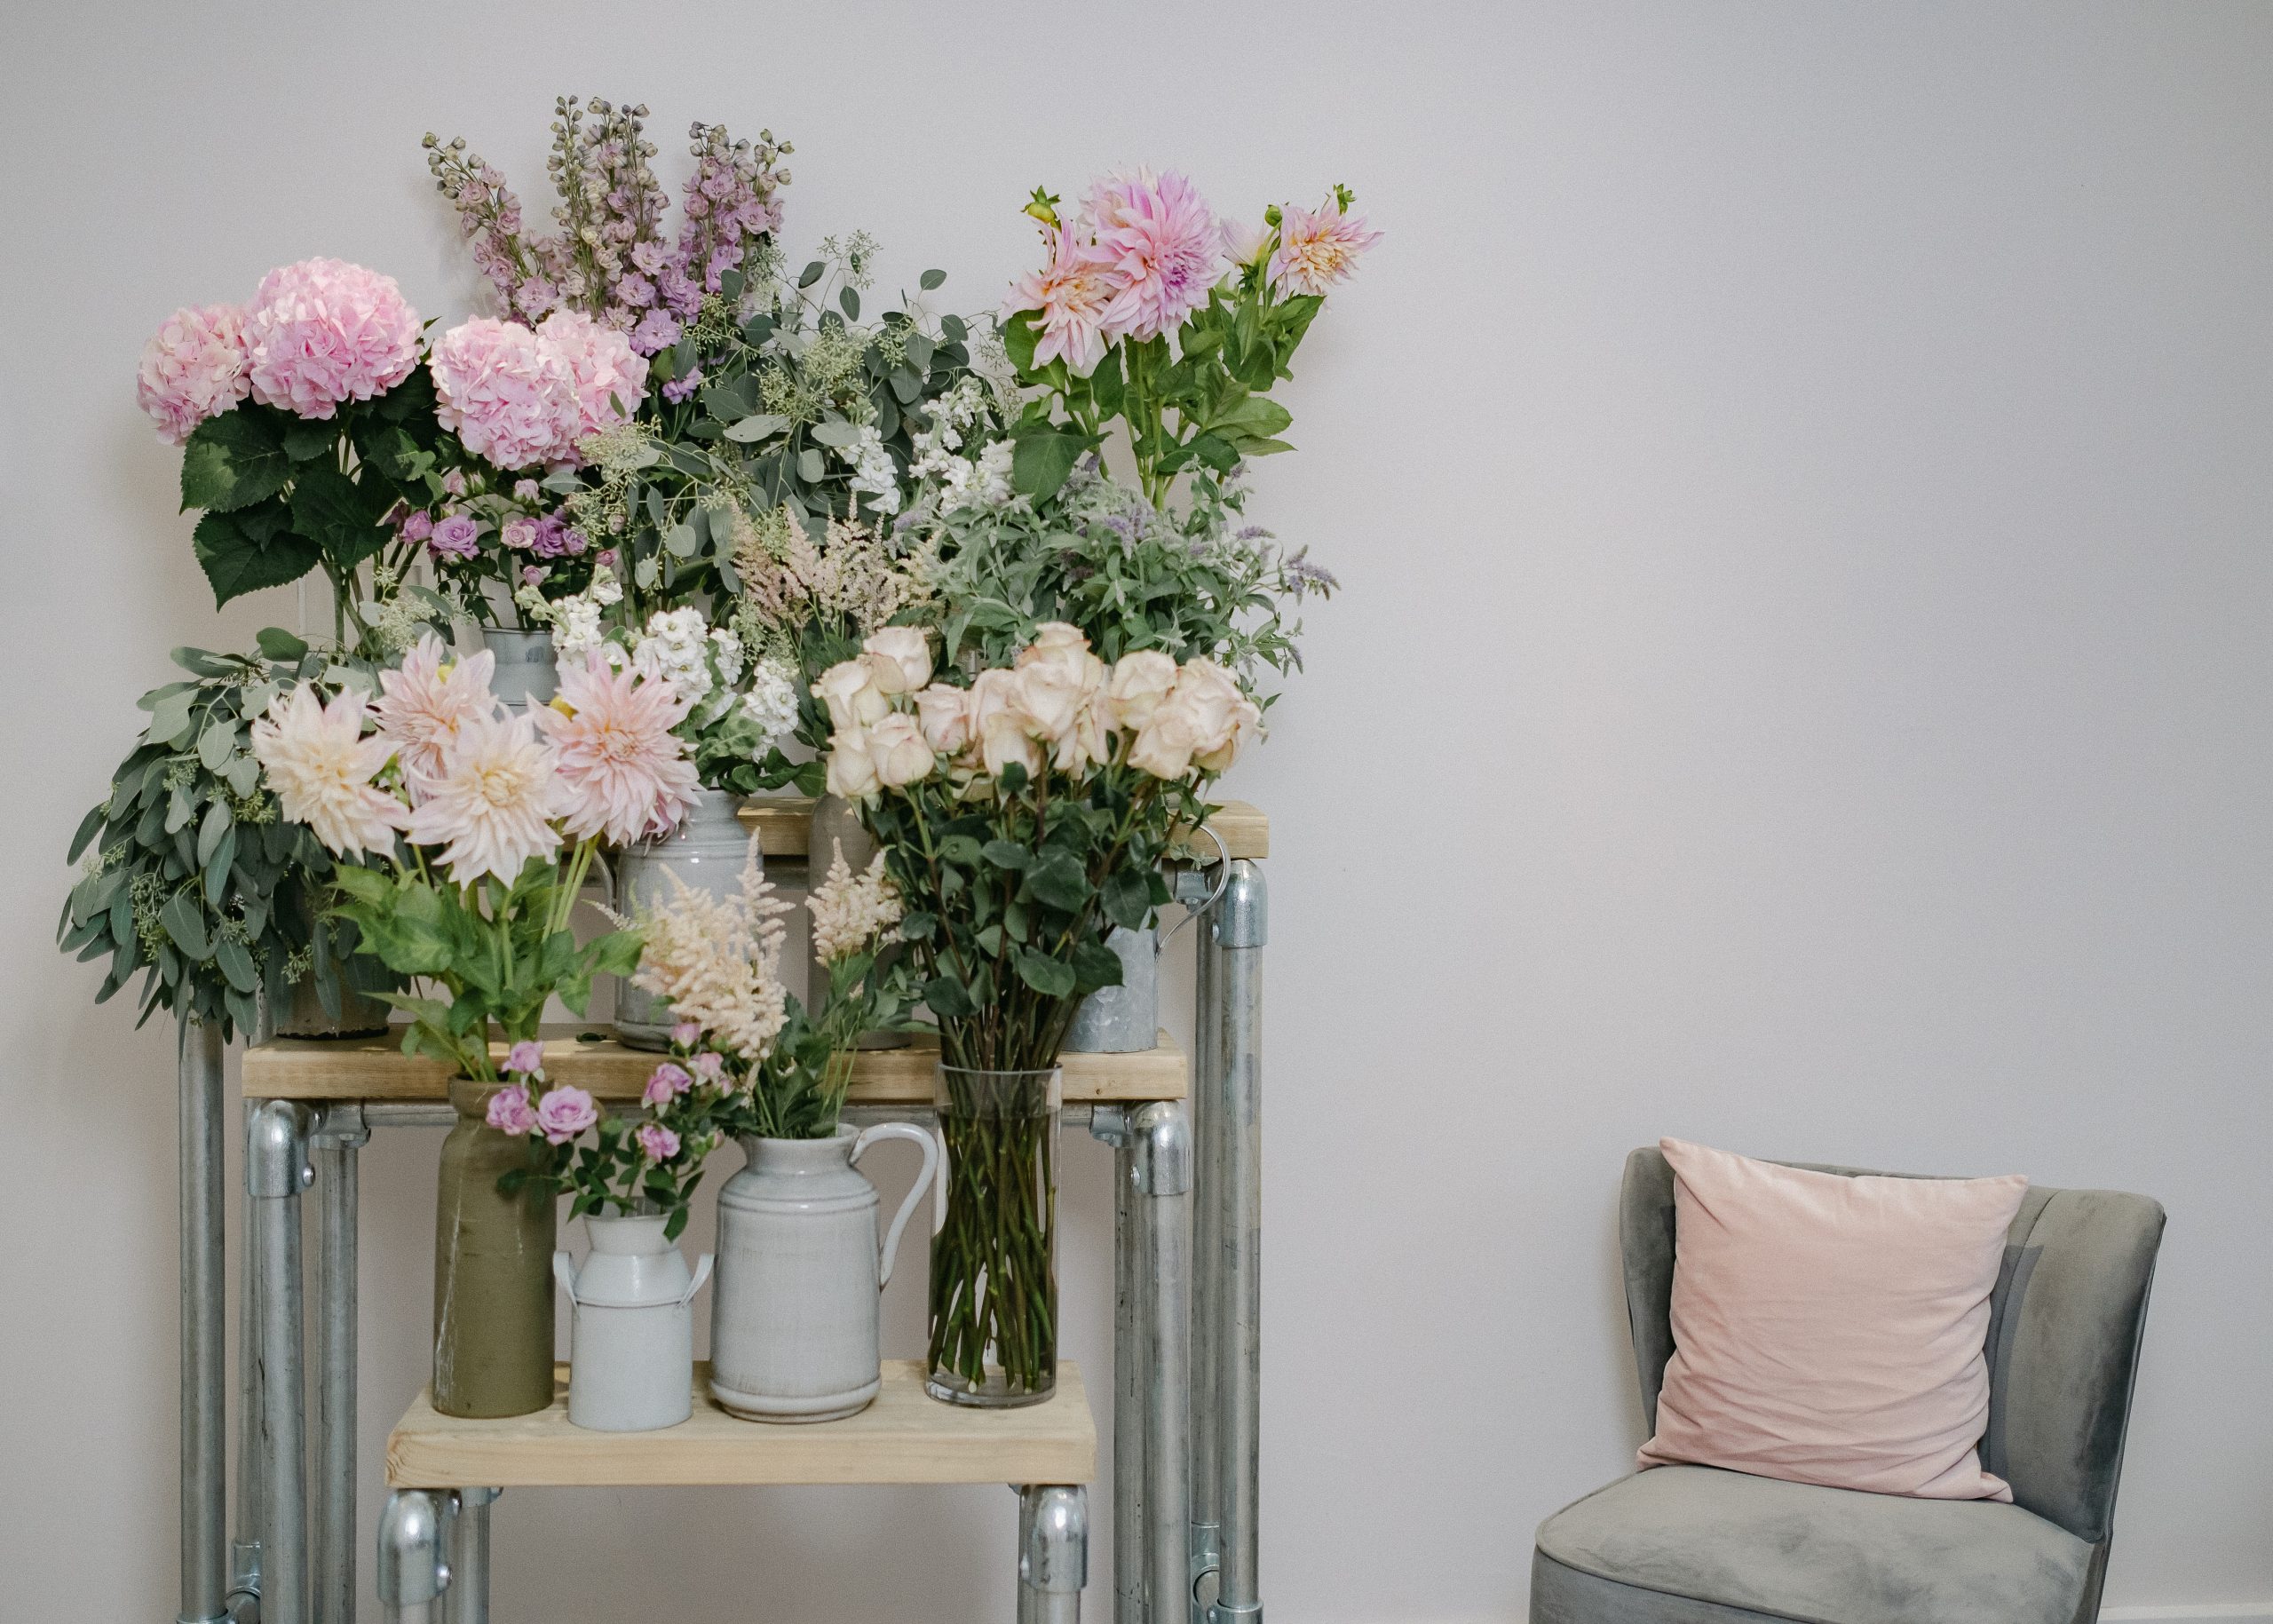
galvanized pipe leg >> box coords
[445,1487,496,1624]
[1112,1132,1146,1624]
[1018,1485,1089,1624]
[234,1106,265,1621]
[1133,1102,1192,1624]
[312,1106,367,1624]
[376,1489,455,1624]
[1186,877,1226,1621]
[1214,862,1266,1624]
[248,1100,313,1624]
[180,1018,230,1624]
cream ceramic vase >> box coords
[554,1213,712,1432]
[709,1124,939,1422]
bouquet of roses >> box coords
[248,630,698,1080]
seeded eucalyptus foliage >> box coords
[59,630,370,1041]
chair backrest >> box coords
[1618,1146,2166,1547]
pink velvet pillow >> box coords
[1637,1137,2027,1501]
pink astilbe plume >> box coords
[372,633,500,794]
[248,686,408,860]
[1268,196,1382,297]
[242,258,422,419]
[406,708,561,886]
[137,304,250,445]
[1086,169,1221,343]
[1003,226,1119,376]
[535,653,699,845]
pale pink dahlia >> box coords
[535,653,700,846]
[242,258,422,420]
[405,708,561,887]
[429,318,576,471]
[249,685,408,860]
[137,304,250,445]
[1003,226,1120,376]
[1268,199,1382,297]
[1086,169,1221,343]
[372,632,500,794]
[536,311,650,452]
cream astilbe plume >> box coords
[731,504,932,654]
[629,840,792,1062]
[806,840,905,965]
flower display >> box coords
[1002,227,1117,375]
[403,708,562,886]
[242,258,423,419]
[429,318,577,471]
[535,309,650,440]
[371,638,498,788]
[136,304,250,445]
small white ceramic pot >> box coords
[555,1213,712,1432]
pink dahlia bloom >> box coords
[1269,199,1382,297]
[1086,169,1221,343]
[248,685,408,860]
[535,1086,598,1145]
[137,304,250,445]
[536,311,650,454]
[486,1083,540,1136]
[405,708,562,887]
[242,258,422,420]
[373,632,501,795]
[1004,226,1120,376]
[429,318,576,471]
[535,654,700,846]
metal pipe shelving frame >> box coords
[173,854,1267,1624]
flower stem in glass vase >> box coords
[925,1066,1061,1407]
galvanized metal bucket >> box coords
[1063,926,1160,1052]
[613,788,754,1050]
[481,627,558,709]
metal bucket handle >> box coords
[1156,821,1232,959]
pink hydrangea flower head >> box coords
[536,310,650,456]
[1004,226,1120,376]
[137,304,251,445]
[642,1062,693,1108]
[429,318,577,471]
[1268,197,1382,297]
[486,1083,540,1137]
[1085,169,1221,344]
[535,1085,598,1145]
[635,1121,681,1164]
[503,1040,544,1077]
[242,258,422,420]
[534,653,700,846]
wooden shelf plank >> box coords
[742,796,1268,861]
[386,1360,1094,1488]
[242,1026,1185,1104]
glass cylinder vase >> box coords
[925,1065,1062,1407]
[432,1077,557,1418]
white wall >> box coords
[4,4,2269,1619]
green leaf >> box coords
[280,420,336,462]
[797,448,826,483]
[214,935,260,994]
[923,975,975,1020]
[180,408,289,513]
[1100,866,1154,930]
[67,802,107,864]
[808,420,862,449]
[195,798,233,866]
[145,688,199,748]
[194,509,322,606]
[939,834,984,867]
[1072,939,1126,994]
[1023,849,1090,912]
[1011,429,1088,503]
[291,463,390,571]
[1014,947,1077,999]
[1000,311,1040,372]
[160,891,210,961]
[839,286,860,321]
[1089,347,1125,416]
[798,260,825,289]
[979,840,1031,871]
[919,268,946,291]
[256,626,309,661]
[724,414,789,443]
[663,522,699,558]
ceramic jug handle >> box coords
[679,1253,714,1306]
[851,1121,941,1290]
[551,1250,577,1305]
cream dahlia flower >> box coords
[372,632,499,793]
[249,685,408,859]
[406,709,561,886]
[535,653,699,846]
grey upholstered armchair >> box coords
[1530,1148,2166,1624]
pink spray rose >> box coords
[643,1062,693,1108]
[534,1085,598,1145]
[671,1021,701,1047]
[536,310,650,450]
[1086,169,1221,343]
[503,1040,544,1077]
[635,1122,682,1164]
[429,318,577,471]
[485,1083,540,1137]
[137,304,250,445]
[691,1051,726,1086]
[242,258,422,419]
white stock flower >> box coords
[844,424,902,516]
[740,658,799,750]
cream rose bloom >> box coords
[1195,693,1262,773]
[867,712,935,788]
[914,683,973,756]
[1168,659,1247,757]
[824,731,882,798]
[813,660,889,733]
[1128,698,1206,780]
[1105,650,1178,731]
[970,668,1041,779]
[860,626,932,695]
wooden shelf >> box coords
[242,1026,1185,1104]
[742,796,1268,861]
[385,1360,1094,1488]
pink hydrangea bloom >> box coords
[1004,227,1119,376]
[535,653,700,846]
[137,304,251,445]
[642,1062,693,1107]
[636,1121,681,1163]
[429,318,576,471]
[1086,169,1221,343]
[535,1085,598,1145]
[242,258,421,420]
[486,1083,540,1136]
[1268,199,1382,297]
[503,1040,544,1077]
[536,311,650,454]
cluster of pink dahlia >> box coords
[430,313,647,471]
[136,304,252,445]
[1002,168,1223,368]
[242,257,423,419]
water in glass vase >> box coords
[926,1066,1062,1406]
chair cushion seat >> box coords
[1532,1465,2093,1624]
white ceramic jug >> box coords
[555,1213,713,1432]
[709,1122,939,1422]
